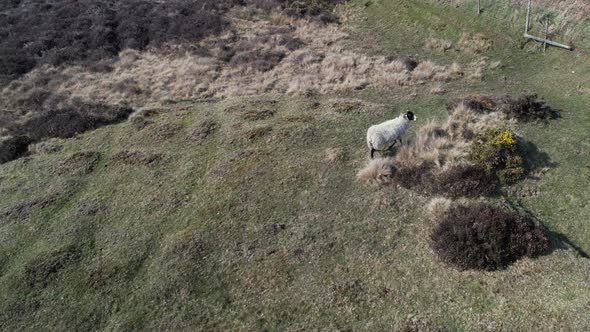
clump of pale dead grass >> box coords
[324,147,344,163]
[393,103,508,172]
[458,33,492,54]
[424,38,453,52]
[430,83,446,95]
[427,197,452,221]
[270,12,292,26]
[356,158,395,184]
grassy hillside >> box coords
[1,0,590,330]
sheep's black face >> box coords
[406,111,417,121]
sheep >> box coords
[366,111,417,159]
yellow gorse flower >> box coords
[491,130,516,146]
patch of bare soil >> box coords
[1,195,58,221]
[24,245,80,288]
[111,150,164,167]
[58,151,100,176]
[244,126,273,141]
[145,122,183,140]
[242,109,276,121]
[187,120,218,143]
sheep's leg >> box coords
[370,148,375,159]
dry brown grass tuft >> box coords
[270,12,292,26]
[424,38,453,52]
[458,33,492,54]
[427,197,452,221]
[356,158,396,184]
[430,83,446,95]
[324,147,344,163]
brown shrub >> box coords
[448,94,559,122]
[431,203,550,271]
[230,48,286,72]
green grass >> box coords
[2,0,590,330]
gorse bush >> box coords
[431,203,550,271]
[470,128,525,184]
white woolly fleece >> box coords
[366,114,411,151]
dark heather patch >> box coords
[432,164,498,198]
[447,94,560,122]
[0,136,31,164]
[0,0,241,80]
[7,104,134,141]
[431,203,550,271]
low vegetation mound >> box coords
[430,203,550,271]
[358,94,558,195]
